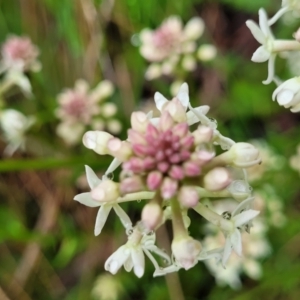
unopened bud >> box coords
[107,138,132,161]
[227,142,261,168]
[120,176,145,195]
[159,111,174,131]
[227,180,252,201]
[171,236,202,270]
[82,131,113,155]
[160,177,178,199]
[193,125,213,144]
[91,179,120,202]
[131,111,149,133]
[162,98,187,123]
[141,202,163,230]
[203,167,231,191]
[178,186,200,207]
[147,171,163,190]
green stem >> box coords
[170,197,187,239]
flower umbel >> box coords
[75,83,261,277]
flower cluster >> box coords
[246,2,300,112]
[55,79,121,145]
[0,35,40,96]
[0,109,35,156]
[0,35,39,155]
[139,16,216,81]
[75,83,262,278]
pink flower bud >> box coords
[107,138,132,161]
[162,98,187,123]
[203,167,231,191]
[141,202,163,230]
[160,177,178,199]
[132,144,149,157]
[147,171,163,190]
[159,111,174,131]
[180,135,194,149]
[173,123,189,138]
[128,129,147,145]
[178,186,200,207]
[145,123,159,141]
[91,180,120,202]
[131,111,149,133]
[157,161,170,173]
[193,150,215,165]
[120,176,145,194]
[193,125,213,144]
[169,165,184,180]
[183,161,201,177]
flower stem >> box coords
[273,40,300,52]
[170,197,187,239]
[156,224,186,300]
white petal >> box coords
[245,20,265,44]
[124,256,133,272]
[74,192,100,207]
[149,117,160,126]
[259,9,271,37]
[222,237,232,267]
[113,204,132,229]
[233,210,260,227]
[105,158,121,175]
[291,102,300,112]
[104,245,130,274]
[94,205,112,236]
[276,90,294,106]
[252,46,270,62]
[154,92,168,111]
[176,83,189,109]
[230,230,242,256]
[85,165,101,189]
[131,247,145,278]
[232,197,254,216]
[186,105,210,125]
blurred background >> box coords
[1,0,300,299]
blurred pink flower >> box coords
[1,35,40,72]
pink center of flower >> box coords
[152,26,179,52]
[2,37,36,62]
[62,92,89,119]
[122,121,202,199]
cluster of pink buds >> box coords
[75,83,261,277]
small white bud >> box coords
[91,179,120,202]
[203,167,231,191]
[82,130,113,155]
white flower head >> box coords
[246,9,276,84]
[74,165,132,236]
[105,231,171,278]
[0,109,35,155]
[153,82,210,126]
[272,77,300,112]
[220,198,260,266]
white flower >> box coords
[74,165,132,236]
[272,77,300,112]
[246,9,276,84]
[153,82,210,126]
[220,199,260,266]
[0,109,35,155]
[105,231,171,278]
